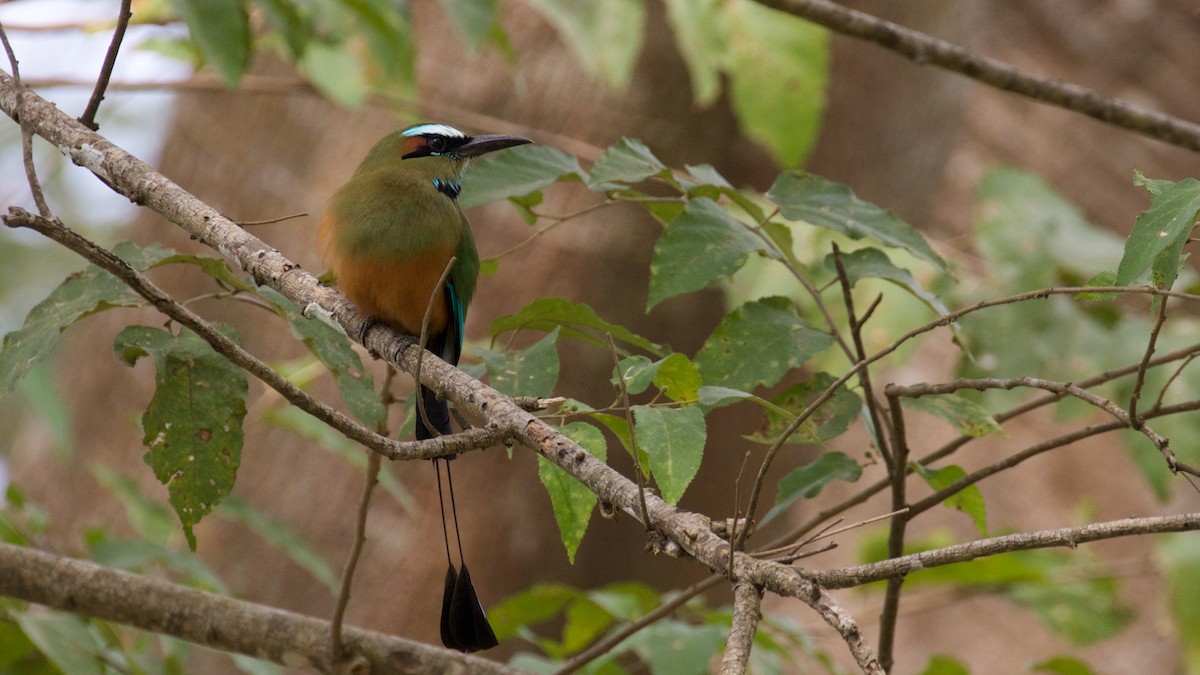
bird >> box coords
[318,122,531,652]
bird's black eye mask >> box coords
[402,134,472,160]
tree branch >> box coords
[719,580,763,675]
[0,542,520,674]
[77,0,132,130]
[752,0,1200,152]
[803,513,1200,589]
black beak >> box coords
[458,134,532,158]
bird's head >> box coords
[398,123,532,163]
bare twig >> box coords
[804,513,1200,589]
[752,0,1200,152]
[331,366,395,663]
[720,581,763,675]
[554,575,724,675]
[0,22,53,219]
[832,244,892,465]
[1130,295,1169,427]
[876,394,912,670]
[236,211,309,226]
[607,333,651,530]
[78,0,132,130]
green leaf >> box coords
[768,171,946,269]
[648,197,765,310]
[697,385,755,410]
[488,582,583,639]
[586,137,668,190]
[749,372,860,445]
[216,496,339,594]
[477,327,560,397]
[1160,532,1200,672]
[343,0,413,80]
[1,264,148,393]
[435,0,499,52]
[694,296,833,392]
[918,654,970,675]
[538,422,607,563]
[633,405,705,504]
[1009,573,1132,645]
[1032,656,1098,675]
[253,0,311,58]
[726,2,828,166]
[614,353,701,404]
[461,145,584,209]
[297,41,367,108]
[488,297,663,355]
[113,326,247,550]
[912,463,987,535]
[169,0,251,86]
[764,452,860,524]
[1115,177,1200,289]
[12,612,106,675]
[901,394,1006,438]
[635,620,726,675]
[261,288,385,427]
[663,0,726,105]
[91,465,179,544]
[523,0,644,90]
[826,247,958,334]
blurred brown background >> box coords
[9,0,1200,672]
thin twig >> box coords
[1130,295,1169,427]
[752,0,1200,152]
[554,575,724,675]
[330,366,396,663]
[804,512,1200,589]
[876,394,912,670]
[832,243,892,465]
[78,0,132,130]
[236,211,309,227]
[0,21,53,219]
[607,333,651,530]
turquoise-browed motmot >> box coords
[319,123,530,652]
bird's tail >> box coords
[434,458,499,652]
[416,384,451,440]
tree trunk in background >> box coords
[9,0,1198,671]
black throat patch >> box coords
[433,178,462,200]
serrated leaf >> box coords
[2,267,143,393]
[461,144,584,209]
[912,463,987,535]
[586,137,668,190]
[539,422,607,563]
[764,451,860,524]
[768,170,946,269]
[489,297,663,355]
[1116,177,1200,289]
[648,197,765,310]
[633,405,705,504]
[169,0,251,86]
[155,252,256,292]
[663,0,726,105]
[523,0,643,90]
[749,372,860,445]
[694,296,833,392]
[260,288,385,427]
[435,0,499,52]
[477,327,560,397]
[902,394,1006,439]
[113,326,247,550]
[613,355,656,395]
[726,1,828,166]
